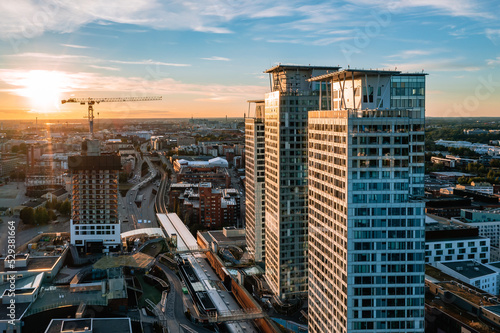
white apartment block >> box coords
[245,100,266,263]
[308,69,426,333]
[425,237,490,265]
[437,261,498,295]
[264,65,340,300]
[453,209,500,247]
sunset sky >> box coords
[0,0,499,120]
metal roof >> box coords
[264,64,341,73]
[308,69,403,82]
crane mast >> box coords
[61,96,162,136]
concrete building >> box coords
[264,64,340,301]
[44,318,132,333]
[245,100,266,263]
[169,182,239,229]
[436,261,498,295]
[176,164,231,188]
[69,140,122,253]
[197,227,246,249]
[425,222,490,265]
[453,208,500,260]
[307,69,426,332]
[456,181,494,195]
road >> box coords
[120,156,163,233]
[156,262,214,333]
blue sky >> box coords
[0,0,499,119]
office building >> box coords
[245,100,266,263]
[263,65,340,300]
[308,69,426,332]
[69,140,122,253]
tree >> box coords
[20,207,35,225]
[490,159,500,167]
[46,199,60,210]
[35,207,50,225]
[59,199,71,216]
[19,143,27,154]
[47,209,57,221]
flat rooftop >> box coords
[0,256,59,273]
[68,154,122,170]
[201,230,246,244]
[44,318,132,333]
[487,261,500,270]
[264,64,340,73]
[441,260,496,279]
[0,303,30,321]
[309,68,419,82]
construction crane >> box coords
[61,96,162,136]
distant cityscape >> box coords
[2,65,500,333]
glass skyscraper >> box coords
[307,69,426,332]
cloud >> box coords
[249,6,295,18]
[387,49,446,59]
[0,0,495,49]
[61,43,90,49]
[486,57,500,66]
[108,59,190,67]
[0,69,267,104]
[383,58,482,72]
[6,52,189,68]
[0,0,287,40]
[201,56,230,61]
[485,29,500,42]
[88,65,120,71]
[13,52,89,60]
[387,50,434,58]
[346,0,493,19]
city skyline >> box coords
[0,0,499,120]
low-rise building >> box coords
[0,251,68,283]
[431,156,456,168]
[453,208,500,261]
[436,261,498,295]
[197,227,246,249]
[44,318,132,333]
[425,221,490,265]
[456,181,494,195]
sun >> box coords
[17,70,69,113]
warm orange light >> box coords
[17,70,69,113]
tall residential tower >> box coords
[263,65,340,300]
[307,69,426,332]
[245,100,266,263]
[69,139,122,253]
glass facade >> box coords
[308,71,426,333]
